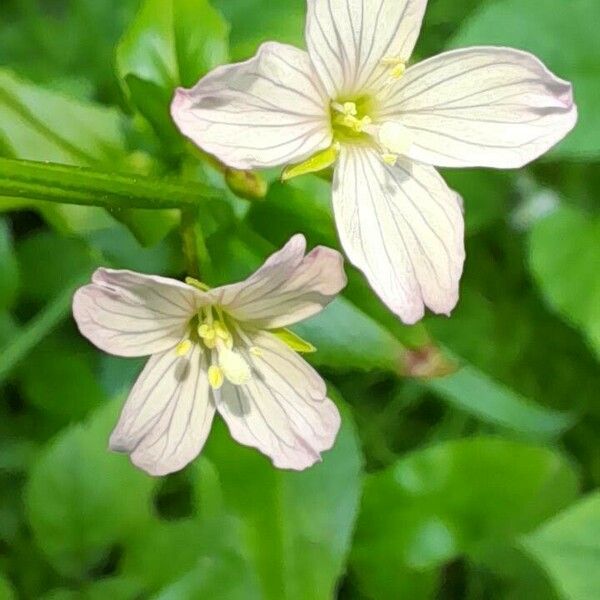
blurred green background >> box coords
[0,0,599,598]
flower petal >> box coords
[332,146,465,324]
[73,269,204,358]
[215,331,340,470]
[379,47,577,168]
[209,234,347,329]
[171,42,331,170]
[305,0,427,97]
[110,344,215,476]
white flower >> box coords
[171,0,577,324]
[72,235,346,476]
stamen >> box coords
[249,346,263,357]
[382,153,398,166]
[381,56,406,79]
[175,339,193,356]
[208,365,224,389]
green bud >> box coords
[225,168,268,201]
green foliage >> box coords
[352,438,579,599]
[0,0,598,598]
[522,492,600,600]
[116,0,229,141]
[451,0,600,159]
[25,401,156,578]
[529,206,600,359]
[200,396,363,600]
[0,219,19,310]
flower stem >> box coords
[180,208,209,279]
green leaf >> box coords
[41,577,143,600]
[293,298,408,373]
[19,333,106,424]
[450,0,600,158]
[16,231,97,303]
[24,400,156,577]
[116,0,229,139]
[425,363,575,440]
[0,573,16,600]
[0,279,83,386]
[0,218,19,310]
[352,438,579,600]
[201,391,363,600]
[0,69,126,166]
[0,158,219,211]
[521,492,600,600]
[529,206,600,360]
[213,0,305,61]
[442,169,511,235]
[0,68,180,245]
[152,551,262,600]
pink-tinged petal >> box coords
[333,146,465,324]
[110,344,215,476]
[73,269,204,358]
[305,0,427,97]
[171,42,331,170]
[379,47,577,168]
[209,234,347,329]
[215,331,340,470]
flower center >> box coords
[177,304,252,390]
[330,96,375,143]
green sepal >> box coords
[281,143,339,182]
[272,328,316,353]
[185,277,211,291]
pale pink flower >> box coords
[73,235,346,476]
[171,0,577,324]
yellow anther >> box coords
[381,56,406,79]
[175,339,193,356]
[391,63,406,79]
[249,346,263,357]
[208,365,224,390]
[382,153,398,166]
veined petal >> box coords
[110,344,215,476]
[332,146,465,324]
[171,42,332,170]
[305,0,427,97]
[215,331,340,470]
[73,269,204,358]
[209,234,347,329]
[379,47,577,168]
